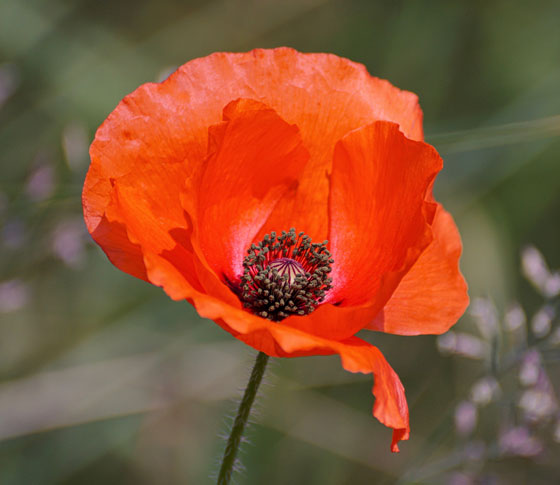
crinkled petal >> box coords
[83,67,207,281]
[102,164,204,295]
[367,204,469,335]
[234,48,424,242]
[84,186,148,281]
[84,48,424,277]
[181,48,424,242]
[86,96,309,295]
[328,121,442,320]
[187,98,309,282]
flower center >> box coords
[239,228,333,321]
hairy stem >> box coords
[217,351,270,485]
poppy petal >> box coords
[140,252,409,452]
[268,332,410,453]
[186,98,310,282]
[280,301,379,341]
[223,316,410,452]
[84,48,423,281]
[83,70,209,282]
[367,204,469,335]
[102,164,205,295]
[86,96,309,295]
[83,172,148,282]
[328,121,442,315]
[237,48,424,243]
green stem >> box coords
[217,351,270,485]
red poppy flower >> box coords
[83,48,468,451]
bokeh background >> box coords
[1,0,560,483]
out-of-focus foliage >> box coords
[1,0,559,483]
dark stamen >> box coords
[238,228,333,321]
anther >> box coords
[237,228,334,322]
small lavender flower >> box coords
[499,427,543,457]
[504,302,526,332]
[521,245,550,293]
[455,401,478,436]
[0,279,29,313]
[531,305,555,338]
[521,245,560,298]
[437,332,487,360]
[470,297,499,340]
[519,389,557,422]
[544,272,560,298]
[470,377,500,406]
[51,219,87,268]
[25,162,55,202]
[519,350,541,387]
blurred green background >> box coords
[1,0,560,483]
